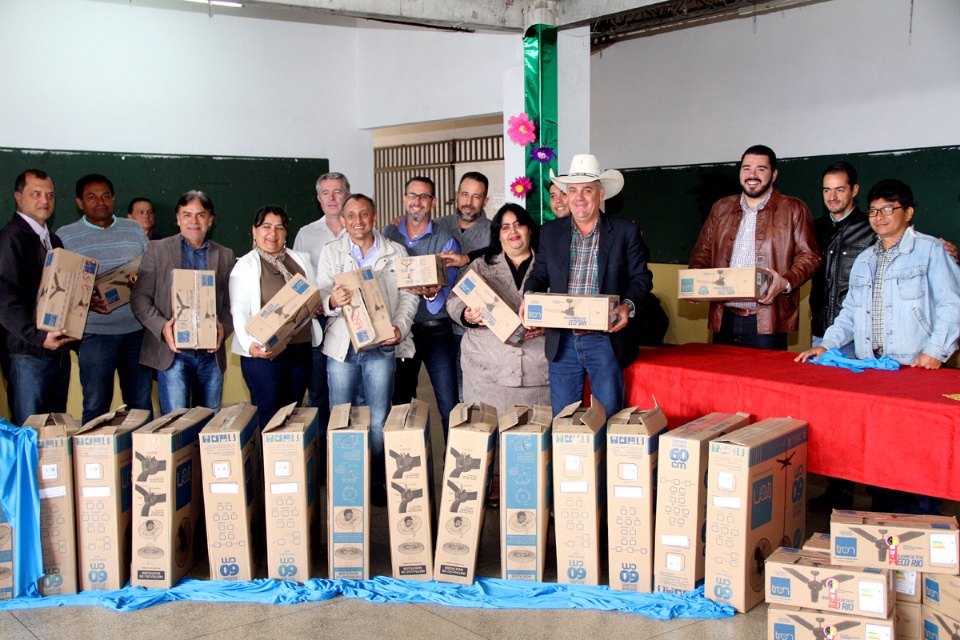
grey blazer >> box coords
[131,235,236,372]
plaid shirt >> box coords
[727,190,772,310]
[871,235,903,355]
[568,218,600,295]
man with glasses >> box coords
[382,176,460,439]
[57,173,153,423]
[689,145,820,350]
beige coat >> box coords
[447,253,550,415]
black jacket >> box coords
[0,214,67,357]
[810,207,875,337]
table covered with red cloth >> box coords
[623,343,960,500]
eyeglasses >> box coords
[867,205,903,218]
[404,192,434,201]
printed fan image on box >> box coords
[172,269,217,349]
[36,248,99,339]
[245,275,321,354]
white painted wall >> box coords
[591,0,960,169]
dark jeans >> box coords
[548,331,624,418]
[158,349,223,415]
[713,309,788,351]
[307,319,330,469]
[77,330,154,424]
[7,351,71,426]
[393,319,458,440]
[240,342,312,430]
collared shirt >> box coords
[293,215,344,270]
[181,235,210,270]
[80,215,117,230]
[568,218,600,296]
[871,235,903,355]
[727,190,773,311]
[350,232,380,268]
[16,212,52,250]
[389,218,460,317]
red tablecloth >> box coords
[623,343,960,500]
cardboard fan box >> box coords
[653,412,751,595]
[704,416,808,613]
[262,404,320,584]
[199,403,263,582]
[22,413,82,596]
[499,404,552,582]
[328,404,371,580]
[923,573,960,618]
[606,401,669,593]
[768,604,897,640]
[384,400,435,581]
[245,274,321,355]
[334,267,395,352]
[896,601,922,640]
[523,293,619,331]
[0,508,11,600]
[453,270,526,346]
[677,267,773,301]
[73,406,153,591]
[131,407,213,589]
[36,248,99,339]
[172,268,218,350]
[93,255,141,312]
[396,255,448,289]
[830,511,960,575]
[434,403,498,585]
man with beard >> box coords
[689,145,820,350]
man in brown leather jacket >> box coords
[689,145,820,350]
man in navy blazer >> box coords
[523,154,653,417]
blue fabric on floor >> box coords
[808,348,900,373]
[0,418,42,599]
[0,576,734,618]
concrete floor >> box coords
[3,369,957,640]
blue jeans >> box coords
[548,331,624,419]
[77,330,154,424]
[393,320,458,441]
[158,349,223,415]
[7,352,71,426]
[328,344,395,485]
[713,310,788,351]
[812,335,858,358]
[240,342,312,430]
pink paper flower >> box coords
[531,146,555,163]
[510,176,534,198]
[507,113,537,146]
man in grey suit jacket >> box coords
[131,190,235,414]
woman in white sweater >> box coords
[229,206,322,428]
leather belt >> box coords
[572,329,597,335]
[724,307,757,317]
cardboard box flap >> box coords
[383,399,430,432]
[262,402,298,434]
[553,398,606,433]
[449,402,498,432]
[22,413,81,438]
[498,404,552,434]
[77,405,152,434]
[328,403,371,431]
[202,403,258,433]
[607,399,668,436]
[669,412,752,441]
[831,510,959,530]
[140,407,214,435]
[139,408,190,434]
[263,405,318,435]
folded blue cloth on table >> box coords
[809,348,900,373]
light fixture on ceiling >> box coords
[183,0,244,7]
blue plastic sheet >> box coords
[0,418,42,599]
[807,348,900,373]
[0,576,734,619]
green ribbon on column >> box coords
[523,24,558,224]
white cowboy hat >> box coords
[550,154,624,199]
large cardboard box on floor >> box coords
[453,270,526,346]
[606,402,669,593]
[73,407,152,590]
[262,404,320,584]
[0,505,12,600]
[653,412,751,594]
[921,604,960,640]
[334,267,395,352]
[677,267,773,301]
[327,404,371,580]
[499,404,552,582]
[22,413,81,596]
[244,274,321,355]
[764,547,895,619]
[93,254,141,312]
[897,601,922,639]
[830,511,960,575]
[523,292,619,331]
[171,268,217,350]
[704,416,808,613]
[767,604,897,640]
[130,408,212,588]
[924,573,960,617]
[552,399,607,586]
[199,403,262,581]
[396,254,448,289]
[384,400,435,581]
[434,403,498,585]
[36,248,99,339]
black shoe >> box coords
[371,483,388,508]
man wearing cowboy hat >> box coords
[523,154,653,418]
[689,145,820,350]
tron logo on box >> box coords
[772,623,795,640]
[834,536,858,558]
[770,576,791,598]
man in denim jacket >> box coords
[797,179,960,368]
